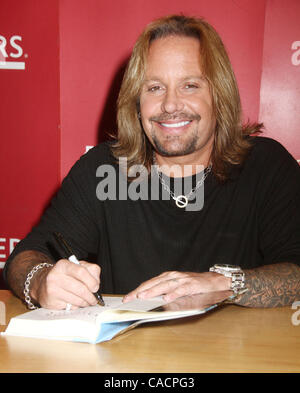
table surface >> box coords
[0,290,299,373]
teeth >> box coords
[160,121,190,128]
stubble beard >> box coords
[146,112,203,157]
[150,122,200,157]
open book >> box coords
[3,291,236,343]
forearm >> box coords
[5,250,54,302]
[234,262,300,307]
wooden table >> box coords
[0,290,299,373]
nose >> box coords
[160,88,184,114]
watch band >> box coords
[209,264,245,293]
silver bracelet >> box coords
[24,262,54,309]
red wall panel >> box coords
[259,0,300,161]
[0,0,60,280]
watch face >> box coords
[214,264,241,271]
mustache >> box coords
[149,112,201,122]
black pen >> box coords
[53,232,105,306]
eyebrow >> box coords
[143,75,206,83]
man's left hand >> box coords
[123,270,231,303]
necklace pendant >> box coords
[175,195,188,208]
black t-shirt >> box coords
[4,136,300,294]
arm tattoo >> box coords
[6,250,54,302]
[235,262,300,307]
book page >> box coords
[10,296,167,324]
[3,291,238,343]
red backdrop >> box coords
[1,0,299,286]
[259,0,300,159]
[0,0,60,285]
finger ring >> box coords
[65,303,72,311]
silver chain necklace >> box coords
[152,153,212,208]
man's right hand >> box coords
[30,259,101,310]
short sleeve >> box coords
[258,139,300,266]
[3,146,103,280]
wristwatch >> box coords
[209,264,245,293]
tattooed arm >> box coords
[234,262,300,307]
[6,250,54,303]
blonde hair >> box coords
[112,15,262,181]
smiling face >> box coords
[139,35,216,166]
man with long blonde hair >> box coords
[114,15,261,182]
[4,15,300,309]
